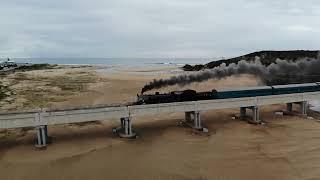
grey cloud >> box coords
[0,0,320,58]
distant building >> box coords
[0,58,17,69]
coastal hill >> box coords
[183,50,320,71]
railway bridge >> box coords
[0,89,317,149]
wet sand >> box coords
[0,66,320,180]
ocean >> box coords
[12,58,213,67]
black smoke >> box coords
[141,58,320,94]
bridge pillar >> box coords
[286,103,293,112]
[120,117,126,129]
[299,101,308,116]
[239,106,260,123]
[252,106,260,123]
[184,111,205,131]
[185,112,192,122]
[118,117,136,138]
[240,107,247,120]
[193,111,202,130]
[35,125,48,149]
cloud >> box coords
[0,0,320,58]
[287,25,314,32]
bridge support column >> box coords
[185,112,192,122]
[240,107,247,120]
[252,106,260,123]
[193,111,202,130]
[286,103,293,112]
[120,117,126,129]
[244,106,261,124]
[239,106,260,124]
[118,117,136,138]
[35,125,48,149]
[184,111,206,132]
[299,101,308,116]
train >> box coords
[136,83,320,105]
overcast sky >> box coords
[1,0,320,58]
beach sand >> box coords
[0,66,320,180]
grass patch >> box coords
[12,73,32,81]
[1,68,98,110]
[20,88,73,108]
[48,74,96,91]
[0,83,11,102]
[18,72,97,109]
[0,87,7,101]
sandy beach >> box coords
[1,65,320,180]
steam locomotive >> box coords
[136,83,320,105]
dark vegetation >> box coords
[15,64,57,71]
[0,64,57,76]
[182,50,319,71]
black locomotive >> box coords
[136,83,320,105]
[136,89,217,105]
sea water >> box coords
[12,57,212,67]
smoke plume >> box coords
[141,57,320,94]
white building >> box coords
[0,58,17,68]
